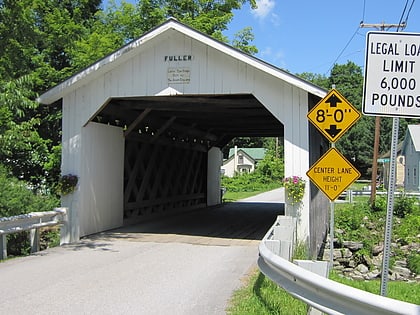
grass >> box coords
[222,190,272,202]
[227,269,308,315]
[227,188,419,313]
[330,272,420,305]
[227,269,420,315]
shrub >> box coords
[371,195,387,212]
[407,252,420,275]
[0,165,59,257]
[393,192,417,218]
[394,212,420,244]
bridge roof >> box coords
[38,18,326,149]
[38,18,325,105]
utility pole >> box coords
[360,22,406,206]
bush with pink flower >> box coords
[283,176,305,204]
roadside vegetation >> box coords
[222,139,284,202]
[227,185,420,313]
[0,165,59,258]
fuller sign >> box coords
[363,32,420,118]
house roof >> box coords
[37,18,326,105]
[402,125,420,154]
[228,148,267,160]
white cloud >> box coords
[252,0,276,19]
[259,46,286,69]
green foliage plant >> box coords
[0,165,59,257]
[407,252,420,275]
[55,174,78,196]
[393,191,417,218]
[283,176,305,205]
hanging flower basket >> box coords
[283,176,305,205]
[56,174,78,196]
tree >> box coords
[231,27,258,55]
[0,0,101,189]
[300,61,412,178]
[69,0,257,70]
[0,0,259,191]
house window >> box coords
[407,168,410,184]
[238,154,244,164]
[414,168,417,185]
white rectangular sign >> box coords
[363,32,420,117]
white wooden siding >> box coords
[53,22,324,241]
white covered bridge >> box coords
[38,18,329,257]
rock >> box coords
[372,244,384,255]
[343,241,363,251]
[356,264,369,274]
[342,248,353,258]
[365,270,380,280]
[392,266,412,278]
[335,228,344,235]
[352,274,365,281]
[333,249,343,259]
[348,259,357,268]
[390,271,401,281]
[321,234,417,282]
[394,260,407,268]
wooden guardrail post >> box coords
[0,234,6,260]
[30,228,40,253]
[0,208,67,260]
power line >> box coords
[326,26,360,75]
[361,0,366,23]
[325,0,367,75]
[397,0,409,31]
[403,0,416,28]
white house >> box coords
[222,147,266,177]
[402,125,420,191]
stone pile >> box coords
[322,233,419,282]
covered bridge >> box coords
[38,19,329,255]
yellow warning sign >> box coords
[307,89,361,143]
[306,148,361,201]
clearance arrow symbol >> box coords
[325,124,342,138]
[325,93,342,107]
[307,89,361,143]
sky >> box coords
[225,0,419,75]
[104,1,419,76]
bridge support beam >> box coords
[207,147,222,206]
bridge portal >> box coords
[38,19,329,256]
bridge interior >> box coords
[92,94,284,224]
[93,201,284,246]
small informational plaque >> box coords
[168,67,190,84]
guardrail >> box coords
[339,190,420,202]
[0,208,67,260]
[258,218,420,315]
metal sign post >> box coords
[380,117,399,296]
[307,90,361,271]
[362,31,420,296]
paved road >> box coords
[0,189,284,315]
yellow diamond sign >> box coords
[307,148,361,201]
[307,89,361,143]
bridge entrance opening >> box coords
[93,94,284,225]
